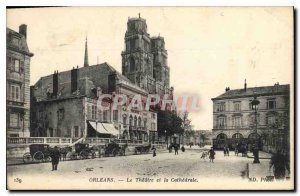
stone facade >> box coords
[121,15,172,96]
[211,82,290,152]
[6,25,34,137]
[31,63,158,141]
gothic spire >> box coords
[84,35,89,67]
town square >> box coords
[6,7,294,190]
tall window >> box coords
[267,116,276,126]
[151,123,156,130]
[217,103,226,112]
[123,115,127,126]
[268,100,276,110]
[234,102,241,112]
[97,110,102,121]
[7,57,22,73]
[113,110,118,121]
[217,117,226,128]
[233,116,242,127]
[10,84,21,102]
[138,117,142,127]
[130,57,135,72]
[130,39,135,51]
[9,113,20,127]
[134,116,137,128]
[103,110,108,122]
[91,105,97,120]
[57,109,64,121]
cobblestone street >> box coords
[9,149,292,190]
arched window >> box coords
[216,133,227,141]
[130,57,135,72]
[232,133,243,139]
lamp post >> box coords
[251,95,260,164]
[165,130,168,148]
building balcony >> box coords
[7,100,25,108]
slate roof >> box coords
[212,84,290,100]
[32,62,144,101]
[6,27,33,56]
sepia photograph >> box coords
[5,6,294,190]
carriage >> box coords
[23,144,52,163]
[135,144,151,154]
[104,142,126,157]
[74,143,96,159]
[234,143,248,157]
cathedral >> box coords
[121,14,173,96]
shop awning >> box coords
[102,123,119,136]
[88,121,119,136]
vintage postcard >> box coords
[6,6,294,190]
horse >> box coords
[235,145,247,157]
[59,146,72,161]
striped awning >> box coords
[88,121,119,136]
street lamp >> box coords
[251,95,260,164]
[165,130,168,148]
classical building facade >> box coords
[7,24,34,137]
[211,82,290,153]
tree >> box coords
[157,110,184,138]
[179,111,192,132]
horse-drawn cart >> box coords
[23,144,52,163]
[135,144,151,154]
[104,142,126,157]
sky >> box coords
[6,7,294,130]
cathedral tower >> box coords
[121,14,155,91]
[151,36,170,88]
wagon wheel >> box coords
[23,152,32,163]
[33,151,44,162]
[80,150,89,159]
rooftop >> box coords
[212,84,290,100]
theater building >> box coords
[211,81,290,153]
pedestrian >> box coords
[223,146,227,157]
[270,150,290,180]
[174,144,179,155]
[50,146,61,171]
[208,147,215,163]
[181,145,185,152]
[226,146,230,156]
[151,146,156,157]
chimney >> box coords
[71,67,78,93]
[53,71,58,96]
[244,79,247,91]
[19,24,27,39]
